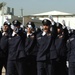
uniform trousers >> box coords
[69,62,75,75]
[6,59,26,75]
[37,61,52,75]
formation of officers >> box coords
[0,17,75,75]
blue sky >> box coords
[0,0,75,16]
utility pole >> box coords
[21,8,23,17]
[21,8,24,25]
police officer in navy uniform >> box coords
[67,30,75,75]
[0,31,3,75]
[25,21,37,75]
[37,19,57,75]
[54,22,68,75]
[0,21,12,75]
[1,20,26,75]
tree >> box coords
[0,2,6,10]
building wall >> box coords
[37,16,75,29]
[0,15,22,29]
[0,15,11,29]
[23,16,42,27]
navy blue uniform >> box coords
[0,27,13,75]
[37,24,57,75]
[67,32,75,75]
[55,27,68,75]
[25,32,37,75]
[0,29,26,75]
[0,31,8,75]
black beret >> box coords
[12,20,21,26]
[56,22,62,28]
[26,22,35,29]
[42,19,51,26]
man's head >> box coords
[26,21,35,33]
[3,22,11,32]
[56,22,62,34]
[42,19,51,32]
[12,20,21,28]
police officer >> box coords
[25,21,37,75]
[67,30,75,75]
[37,19,57,75]
[55,22,68,75]
[1,20,26,75]
[0,21,12,75]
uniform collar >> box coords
[27,33,33,37]
[42,31,46,36]
[12,31,17,36]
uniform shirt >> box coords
[55,33,67,58]
[1,29,26,60]
[37,31,57,61]
[25,32,37,56]
[67,34,75,62]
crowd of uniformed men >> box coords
[0,16,75,75]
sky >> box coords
[0,0,75,16]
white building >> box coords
[0,6,22,29]
[0,6,14,15]
[0,15,22,29]
[31,11,75,29]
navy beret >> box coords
[12,20,21,26]
[3,21,11,26]
[26,22,35,29]
[42,19,51,26]
[56,22,62,28]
